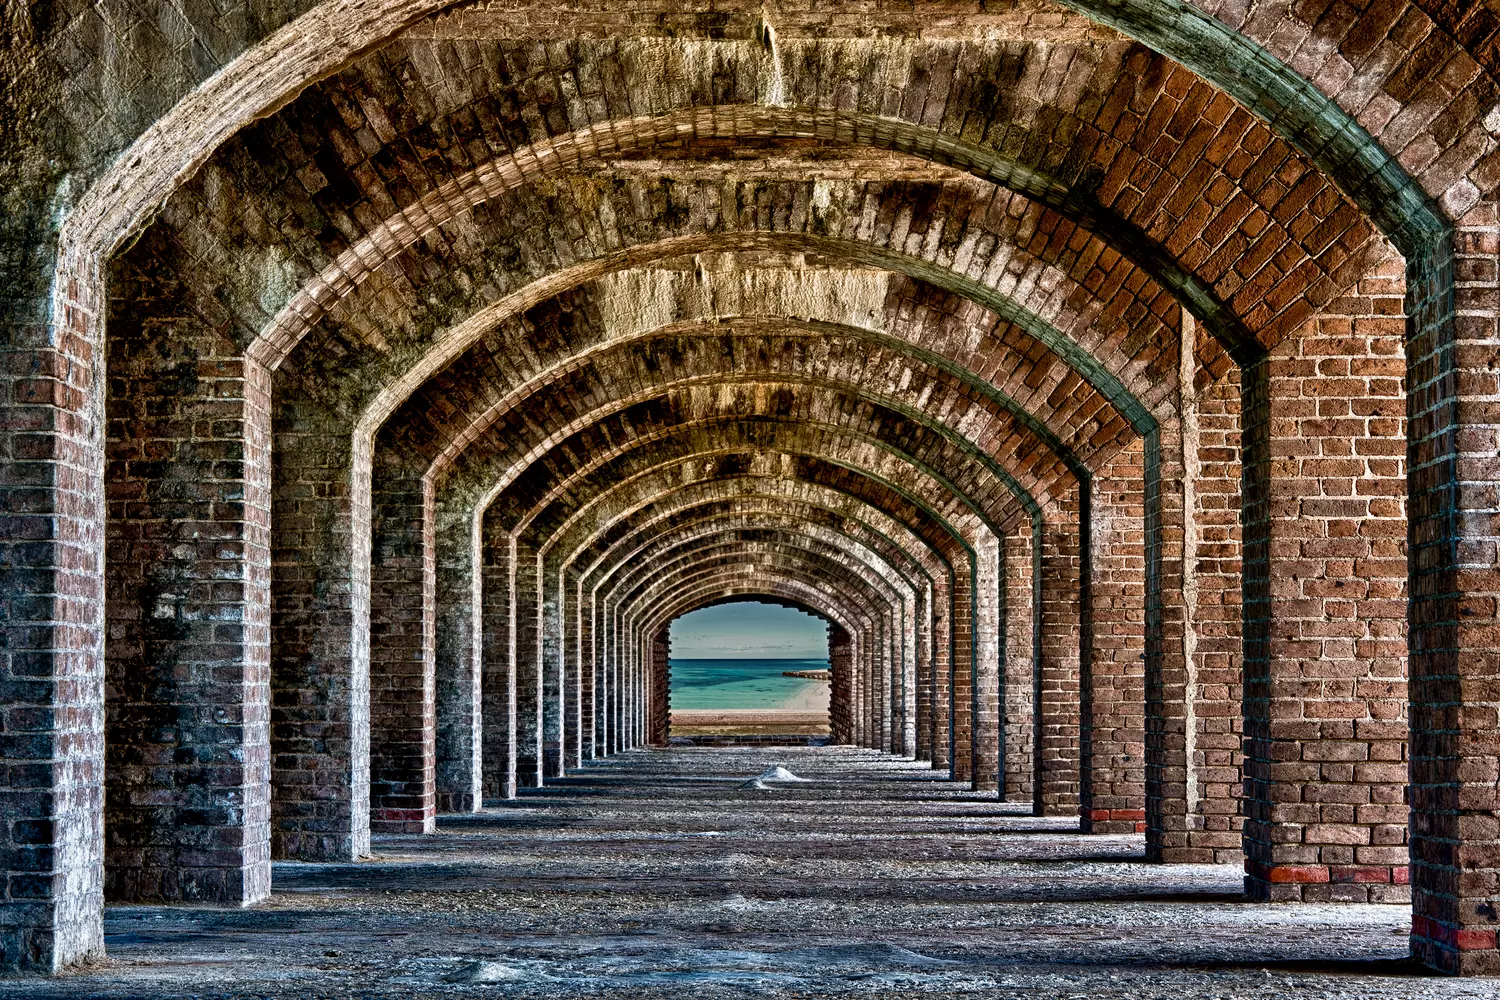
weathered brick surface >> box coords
[1241,261,1409,903]
[268,392,371,862]
[433,501,483,811]
[1004,527,1038,804]
[1408,198,1500,975]
[103,254,272,903]
[1082,441,1148,834]
[1186,367,1246,862]
[1038,496,1085,816]
[0,253,107,972]
[13,0,1500,977]
[369,462,436,833]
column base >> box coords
[1082,808,1146,834]
[370,808,436,835]
[1413,915,1500,975]
[436,792,481,813]
[104,861,270,907]
[1244,860,1409,902]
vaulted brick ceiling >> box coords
[94,0,1409,682]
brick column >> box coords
[1188,370,1245,862]
[885,613,901,754]
[102,266,272,903]
[949,562,976,779]
[434,502,482,812]
[564,575,583,768]
[104,365,273,892]
[539,561,564,778]
[368,463,435,834]
[1083,445,1147,834]
[269,391,369,861]
[605,601,622,753]
[590,590,609,756]
[830,625,854,743]
[972,529,1004,793]
[1241,297,1407,902]
[649,628,669,746]
[1409,214,1500,973]
[1004,526,1037,803]
[897,607,912,755]
[480,518,515,801]
[929,577,953,770]
[873,617,891,753]
[565,573,587,765]
[628,622,643,748]
[914,584,935,761]
[1038,495,1083,816]
[860,635,875,748]
[0,249,107,970]
[512,536,542,786]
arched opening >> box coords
[664,599,833,745]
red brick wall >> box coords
[1038,494,1083,816]
[1242,259,1409,903]
[1189,369,1246,863]
[1004,527,1036,804]
[1083,443,1148,834]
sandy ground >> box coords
[670,680,831,735]
[3,746,1486,999]
[779,678,831,712]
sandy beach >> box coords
[781,677,831,712]
[670,678,830,735]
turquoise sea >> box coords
[669,658,831,709]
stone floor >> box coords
[9,747,1490,998]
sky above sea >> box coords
[668,601,829,658]
[668,602,832,709]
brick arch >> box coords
[316,213,1165,464]
[415,343,1070,534]
[634,557,915,750]
[573,487,948,591]
[493,441,1016,779]
[233,102,1229,372]
[613,528,915,647]
[621,533,911,636]
[557,481,958,762]
[609,522,921,750]
[585,506,935,643]
[111,32,1414,388]
[498,414,1011,546]
[432,439,987,795]
[59,0,1472,285]
[599,552,893,757]
[558,525,909,775]
[401,303,1096,494]
[646,573,882,745]
[594,504,934,750]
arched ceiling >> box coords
[102,0,1410,669]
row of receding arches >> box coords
[10,0,1500,980]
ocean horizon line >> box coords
[669,656,830,661]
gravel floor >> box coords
[5,747,1489,998]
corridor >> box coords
[10,747,1476,999]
